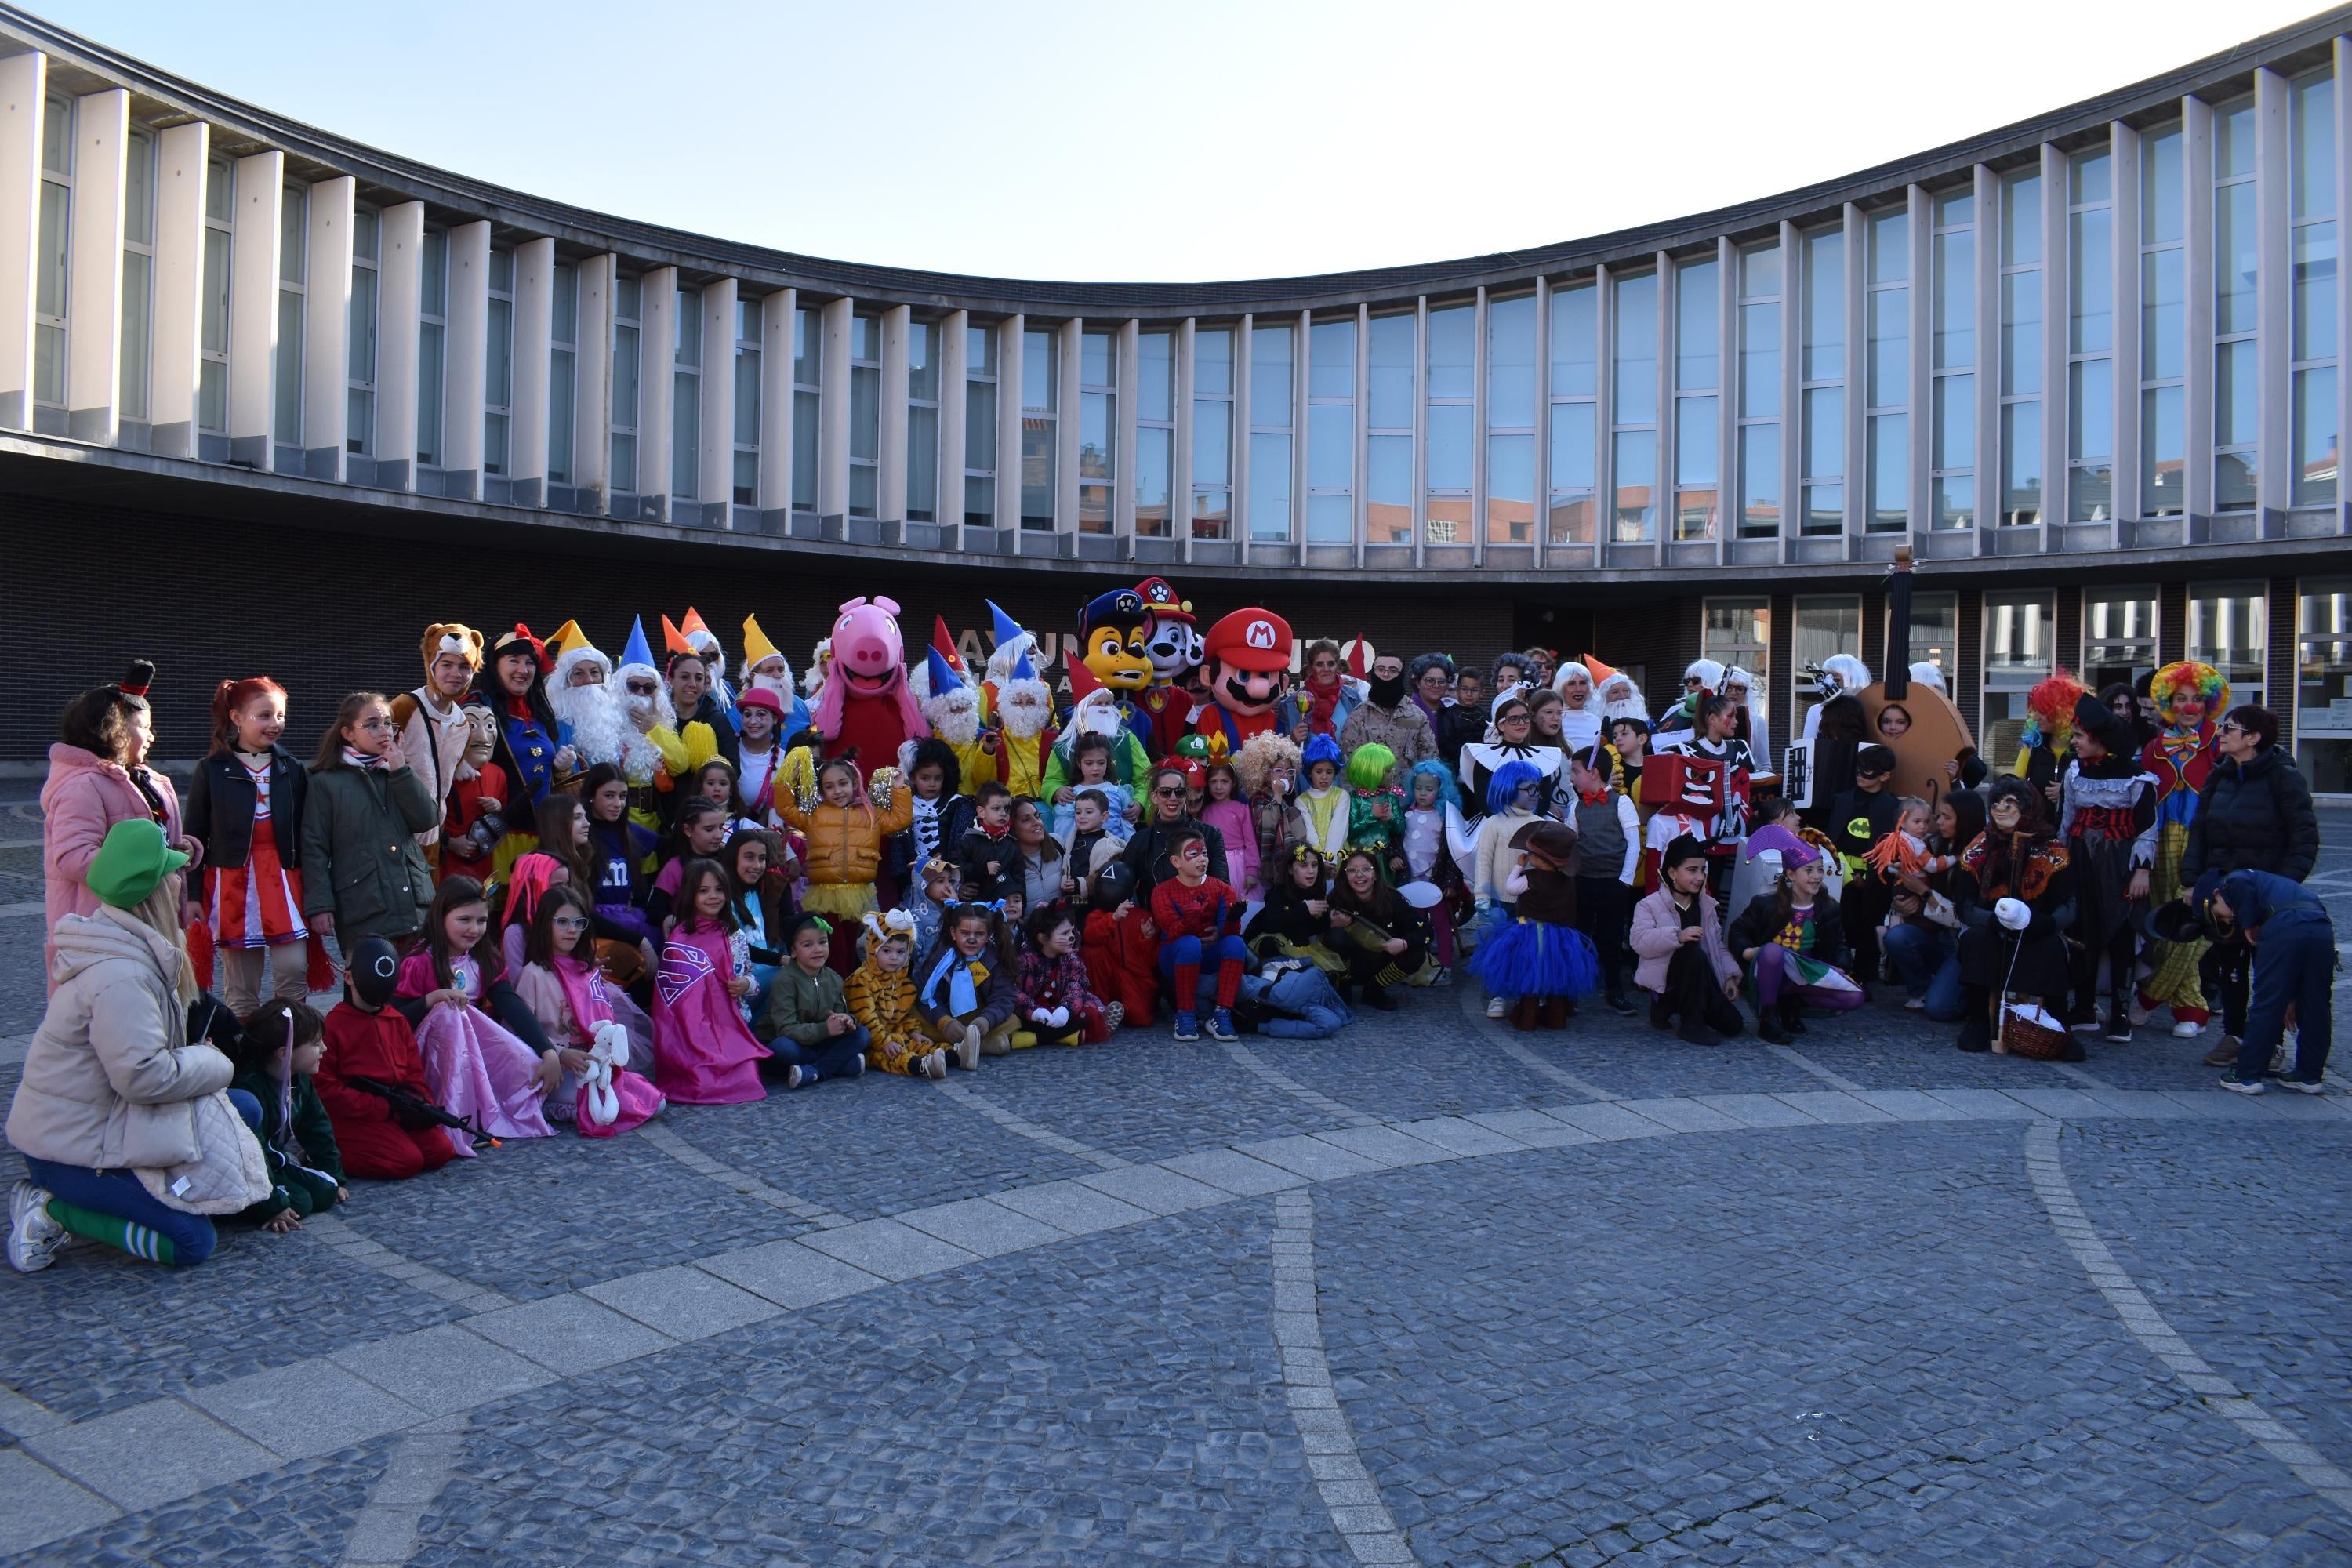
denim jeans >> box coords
[2238,917,2335,1085]
[1882,923,1965,1019]
[20,1089,263,1268]
[766,1025,869,1080]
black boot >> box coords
[1756,1005,1788,1044]
[1649,993,1673,1031]
[1779,999,1807,1036]
[1956,984,1993,1052]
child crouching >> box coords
[232,1000,345,1232]
[847,909,948,1079]
[1015,902,1113,1047]
[920,902,1019,1060]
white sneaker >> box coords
[6,1184,64,1273]
[1485,996,1508,1020]
[2171,1019,2204,1039]
[2286,1079,2328,1095]
[1904,997,1928,1011]
[786,1065,804,1090]
[2217,1076,2265,1095]
[922,1049,948,1080]
[957,1024,982,1072]
[2127,1000,2152,1026]
[1432,968,1454,988]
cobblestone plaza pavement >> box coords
[1,797,2349,1565]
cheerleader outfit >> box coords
[1469,862,1602,1004]
[194,747,316,1013]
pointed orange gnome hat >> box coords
[661,615,694,658]
[1581,653,1621,685]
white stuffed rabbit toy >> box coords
[583,1019,630,1130]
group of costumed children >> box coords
[78,573,2281,1243]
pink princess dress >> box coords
[651,920,771,1104]
[541,953,665,1138]
[394,951,555,1152]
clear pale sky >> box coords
[27,0,2336,282]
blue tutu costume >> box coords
[1469,860,1602,1000]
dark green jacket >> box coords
[760,963,848,1047]
[231,1065,343,1216]
[299,761,438,941]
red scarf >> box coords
[1301,676,1345,735]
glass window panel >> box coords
[2295,222,2337,362]
[2070,150,2111,206]
[670,373,696,498]
[201,227,230,355]
[420,230,446,314]
[1613,272,1658,424]
[908,320,938,401]
[1251,324,1292,426]
[2142,248,2184,380]
[1933,230,1973,370]
[416,323,442,466]
[735,296,760,343]
[1426,304,1473,401]
[848,314,878,362]
[1740,245,1780,299]
[851,364,879,462]
[1489,431,1534,501]
[1020,416,1054,526]
[614,274,639,319]
[610,321,639,430]
[118,250,150,422]
[1138,331,1172,422]
[1804,386,1843,478]
[1804,483,1844,534]
[734,347,760,446]
[2296,73,2336,221]
[347,387,372,457]
[1426,403,1472,489]
[1613,428,1656,539]
[123,131,153,248]
[1308,494,1352,544]
[1193,398,1229,484]
[1080,329,1112,388]
[485,296,511,405]
[1935,189,1974,228]
[33,180,64,325]
[1933,373,1974,470]
[1487,295,1536,425]
[1368,434,1411,542]
[908,404,938,517]
[1022,328,1054,411]
[1984,591,2056,694]
[2216,98,2256,180]
[2070,207,2111,354]
[1802,229,1843,380]
[1869,209,1908,283]
[204,154,231,222]
[487,246,512,294]
[2002,401,2042,523]
[1675,260,1719,390]
[1248,432,1290,541]
[2070,358,2111,461]
[1867,413,1906,530]
[791,309,818,383]
[1740,424,1780,535]
[964,380,996,471]
[1135,426,1171,535]
[279,187,304,285]
[2296,365,2338,506]
[1551,282,1596,397]
[1867,288,1907,408]
[2188,586,2267,691]
[1740,301,1780,417]
[2216,450,2258,510]
[2216,338,2258,448]
[1309,317,1356,400]
[850,463,877,517]
[2070,462,2112,523]
[1676,395,1718,485]
[608,430,634,495]
[2002,171,2042,267]
[1308,401,1353,489]
[1192,489,1229,535]
[964,474,993,525]
[731,449,757,506]
[2142,383,2185,514]
[1079,390,1112,482]
[2002,271,2042,396]
[2143,125,2183,244]
[1367,314,1414,426]
[1794,600,1864,706]
[1933,474,1974,529]
[2217,180,2258,336]
[274,290,302,445]
[1549,401,1595,492]
[964,323,995,376]
[546,352,571,481]
[1195,327,1233,396]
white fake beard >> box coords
[998,679,1052,739]
[619,666,677,735]
[750,671,792,699]
[689,637,725,684]
[554,681,632,767]
[924,691,980,746]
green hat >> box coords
[88,818,188,909]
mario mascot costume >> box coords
[1192,608,1295,750]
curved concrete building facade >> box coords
[6,2,2352,785]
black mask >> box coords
[348,937,401,1008]
[1369,674,1406,706]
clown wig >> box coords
[2017,670,2086,753]
[1232,730,1302,799]
[2148,660,2229,727]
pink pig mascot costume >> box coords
[811,597,929,767]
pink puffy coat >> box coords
[1628,885,1740,996]
[42,744,191,989]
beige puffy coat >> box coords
[6,907,234,1171]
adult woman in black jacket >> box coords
[1123,766,1230,893]
[2180,705,2321,1061]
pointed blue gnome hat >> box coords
[1011,646,1036,681]
[620,615,657,672]
[927,643,965,695]
[986,599,1025,649]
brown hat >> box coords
[1510,820,1578,863]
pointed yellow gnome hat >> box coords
[546,619,586,659]
[742,613,783,672]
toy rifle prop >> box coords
[343,1076,503,1149]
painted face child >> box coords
[1412,772,1442,810]
[950,909,995,959]
[1036,916,1077,960]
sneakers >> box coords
[1484,996,1508,1020]
[1172,1011,1200,1042]
[2103,1023,2134,1044]
[1432,967,1454,988]
[1904,996,1928,1011]
[1205,1008,1238,1042]
[2126,999,2153,1026]
[1104,1002,1126,1032]
[786,1065,811,1089]
[921,1049,948,1080]
[958,1023,982,1071]
[2286,1079,2328,1095]
[2203,1036,2241,1069]
[6,1183,64,1274]
[1605,991,1638,1018]
[2171,1018,2204,1039]
[2217,1076,2265,1095]
[845,1054,865,1077]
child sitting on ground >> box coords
[1015,902,1114,1046]
[847,909,949,1078]
[1082,862,1159,1029]
[1232,956,1354,1040]
[393,876,558,1149]
[512,884,665,1134]
[651,858,772,1104]
[755,912,873,1088]
[314,936,463,1178]
[232,1000,345,1232]
[1149,826,1250,1042]
[920,902,1021,1058]
[1729,826,1866,1044]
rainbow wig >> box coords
[1345,742,1398,792]
[1403,758,1461,814]
[2149,660,2228,726]
[1486,759,1543,818]
[2017,670,2086,753]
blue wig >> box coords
[1404,758,1461,813]
[1301,733,1345,771]
[1486,759,1542,817]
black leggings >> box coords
[2072,923,2138,1019]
